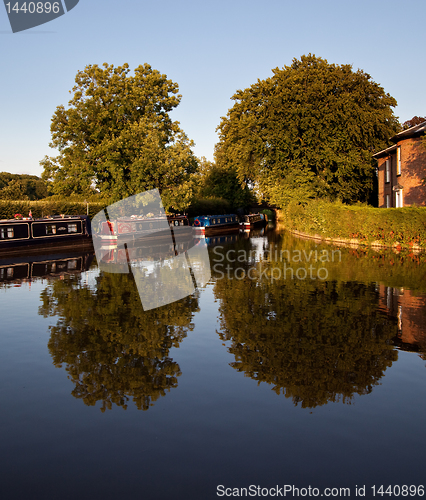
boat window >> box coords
[212,219,216,224]
[7,267,14,278]
[68,260,78,270]
[174,221,178,226]
[68,223,78,233]
[46,225,57,235]
[1,227,14,238]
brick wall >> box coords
[399,137,426,206]
[377,136,426,207]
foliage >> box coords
[215,54,400,206]
[402,116,426,130]
[0,172,48,200]
[187,196,231,217]
[194,157,255,210]
[40,63,197,211]
[0,199,106,219]
[280,199,426,248]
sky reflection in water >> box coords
[0,229,425,499]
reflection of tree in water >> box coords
[214,263,399,408]
[40,272,198,411]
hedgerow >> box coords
[0,200,107,220]
[279,200,426,248]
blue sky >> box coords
[1,0,425,177]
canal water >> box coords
[1,227,426,499]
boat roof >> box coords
[0,215,86,223]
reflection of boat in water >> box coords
[98,231,198,266]
[94,215,191,245]
[0,215,92,255]
[239,213,266,230]
[192,214,239,236]
[239,227,266,239]
[0,250,94,284]
[202,233,240,247]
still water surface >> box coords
[1,228,426,499]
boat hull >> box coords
[192,214,240,236]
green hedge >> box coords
[279,199,426,248]
[0,200,108,220]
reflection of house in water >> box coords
[378,284,426,352]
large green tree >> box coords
[40,63,197,210]
[215,54,400,206]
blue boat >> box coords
[192,214,239,235]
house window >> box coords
[385,159,390,183]
[386,194,391,208]
[397,147,401,176]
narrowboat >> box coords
[94,214,191,245]
[239,213,266,230]
[0,215,92,254]
[192,214,239,236]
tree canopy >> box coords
[215,54,400,206]
[40,63,197,210]
[402,116,426,130]
[0,172,48,200]
[193,157,255,211]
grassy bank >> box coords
[278,200,426,249]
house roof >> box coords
[373,121,426,159]
[390,120,426,142]
[372,144,398,159]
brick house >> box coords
[373,121,426,207]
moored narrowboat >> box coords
[94,214,191,245]
[0,215,92,254]
[192,214,239,235]
[239,213,266,230]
